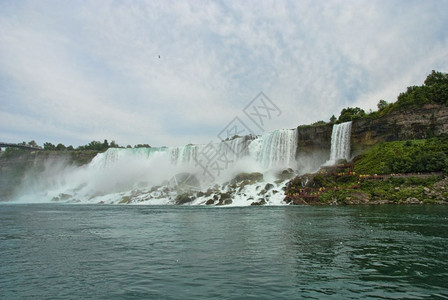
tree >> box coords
[330,115,337,123]
[56,143,66,151]
[110,140,118,148]
[44,142,56,150]
[338,107,366,122]
[28,140,39,147]
[424,70,448,87]
[135,144,151,148]
[377,99,388,110]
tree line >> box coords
[1,140,152,156]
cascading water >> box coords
[13,129,300,205]
[254,129,298,169]
[325,121,352,165]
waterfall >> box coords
[12,129,301,204]
[88,136,253,170]
[326,121,352,165]
[254,129,298,169]
[88,130,298,174]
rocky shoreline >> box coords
[284,164,448,206]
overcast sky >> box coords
[1,0,447,147]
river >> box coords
[1,204,447,299]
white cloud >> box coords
[1,0,447,147]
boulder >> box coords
[175,193,195,205]
[231,172,263,183]
[276,168,294,181]
[250,199,266,206]
[223,199,233,205]
[265,183,274,191]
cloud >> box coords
[1,0,447,147]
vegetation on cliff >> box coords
[346,70,448,122]
[301,70,448,126]
[354,137,448,175]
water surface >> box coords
[1,204,447,299]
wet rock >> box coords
[250,199,266,206]
[204,189,214,197]
[175,193,195,205]
[231,172,263,183]
[205,199,215,205]
[265,183,274,191]
[219,192,232,200]
[223,199,233,205]
[276,168,294,181]
[119,196,132,204]
[59,193,72,200]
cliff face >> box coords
[296,103,448,161]
[351,104,448,155]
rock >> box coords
[59,193,72,200]
[276,168,294,181]
[223,199,233,205]
[119,196,132,204]
[370,200,391,205]
[231,172,263,183]
[205,199,215,205]
[423,187,431,193]
[175,193,194,205]
[250,199,266,206]
[265,183,274,191]
[435,200,448,204]
[219,192,232,200]
[292,198,309,205]
[394,187,400,191]
[404,197,421,204]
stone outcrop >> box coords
[296,104,448,159]
[351,104,448,155]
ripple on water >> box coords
[0,204,447,299]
